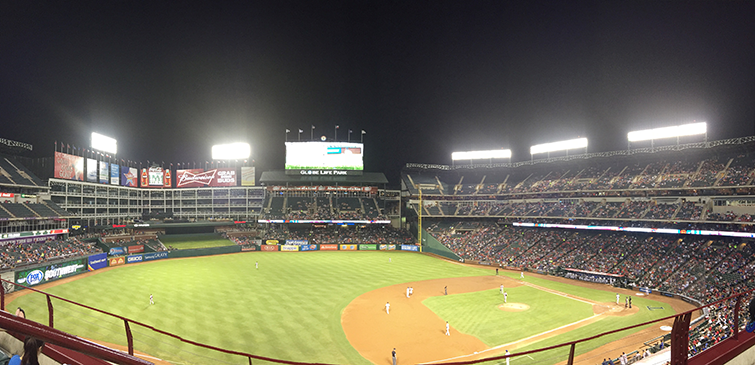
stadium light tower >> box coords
[530,138,588,160]
[451,149,512,167]
[627,122,707,149]
[91,132,117,155]
[212,142,251,160]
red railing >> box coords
[1,278,752,365]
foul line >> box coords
[422,313,605,364]
[520,281,597,306]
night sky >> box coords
[1,1,754,185]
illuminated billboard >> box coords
[121,167,138,187]
[53,152,84,181]
[99,161,109,184]
[176,168,237,188]
[141,167,168,188]
[241,166,255,186]
[285,142,363,175]
[86,159,97,183]
[110,164,119,185]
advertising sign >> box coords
[401,245,419,252]
[127,245,144,254]
[241,166,255,186]
[285,141,363,175]
[320,244,338,251]
[99,161,109,184]
[241,245,257,252]
[108,247,126,256]
[86,158,98,182]
[87,253,108,271]
[144,252,168,261]
[121,167,138,187]
[110,164,119,185]
[109,257,126,266]
[359,244,377,250]
[164,168,172,188]
[15,258,87,287]
[265,239,280,245]
[261,245,279,251]
[286,240,308,245]
[53,152,84,181]
[281,245,299,251]
[639,287,652,295]
[379,244,396,251]
[1,272,15,294]
[269,185,378,194]
[300,244,318,251]
[127,254,143,264]
[175,168,237,188]
[340,244,357,251]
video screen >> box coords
[285,142,363,175]
[53,152,84,181]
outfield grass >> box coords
[158,233,234,249]
[9,253,677,365]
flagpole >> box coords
[311,125,315,141]
[298,129,302,141]
[361,130,365,143]
[285,129,289,142]
[335,125,338,141]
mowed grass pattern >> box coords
[424,285,595,347]
[9,253,679,365]
[10,252,491,365]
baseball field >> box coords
[6,250,693,365]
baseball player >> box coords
[409,287,413,296]
[629,296,632,308]
[616,293,620,305]
[625,296,628,308]
[444,286,447,295]
[520,271,524,279]
[496,268,499,275]
[505,350,510,365]
[504,291,508,303]
[392,348,397,365]
[500,284,504,294]
[386,302,390,314]
[445,321,450,336]
[406,287,410,298]
[255,261,258,269]
[150,294,154,305]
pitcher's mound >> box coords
[498,303,530,312]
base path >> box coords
[342,267,696,365]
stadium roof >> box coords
[259,171,388,185]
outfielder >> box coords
[445,321,450,336]
[255,261,258,269]
[150,294,154,305]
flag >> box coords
[299,129,303,133]
[349,129,352,133]
[285,129,290,133]
[311,125,315,129]
[335,125,339,129]
[361,130,366,134]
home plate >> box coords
[660,326,672,331]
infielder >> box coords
[445,321,450,336]
[409,287,413,296]
[406,287,410,298]
[520,271,524,279]
[386,302,390,314]
[616,293,620,304]
[500,284,504,294]
[150,294,154,305]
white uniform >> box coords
[445,322,450,336]
[255,261,258,269]
[616,293,620,304]
[520,271,524,279]
[406,287,410,298]
[150,294,154,305]
[409,287,413,296]
[500,284,504,294]
[386,302,390,314]
[505,350,510,365]
[504,292,507,303]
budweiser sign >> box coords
[176,168,237,188]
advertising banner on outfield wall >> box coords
[379,244,396,251]
[15,258,87,287]
[639,287,652,294]
[340,244,357,251]
[401,245,419,252]
[241,245,257,252]
[108,247,126,256]
[320,244,338,251]
[128,245,144,254]
[281,245,299,251]
[144,252,168,261]
[53,152,84,181]
[1,272,15,293]
[127,255,143,264]
[286,240,308,245]
[261,245,279,251]
[300,244,318,251]
[109,257,125,266]
[265,239,281,245]
[359,244,377,250]
[87,253,108,271]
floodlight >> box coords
[627,122,707,142]
[212,142,251,160]
[530,138,588,155]
[452,149,512,160]
[91,132,117,154]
